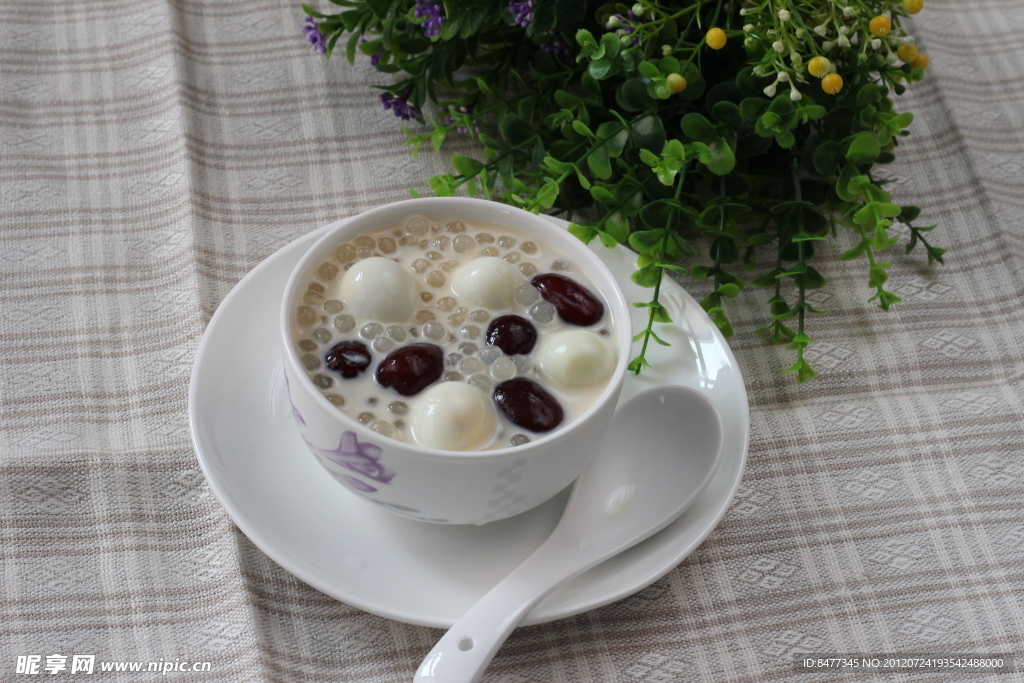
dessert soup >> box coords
[290,215,618,452]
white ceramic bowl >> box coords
[280,198,633,525]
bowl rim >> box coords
[279,197,634,462]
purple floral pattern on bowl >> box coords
[306,431,396,494]
[338,474,378,493]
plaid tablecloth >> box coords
[2,0,1022,680]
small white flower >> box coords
[764,83,778,97]
[773,40,785,52]
[814,24,828,36]
[662,45,673,56]
[779,9,791,21]
[842,6,853,17]
[838,25,851,36]
[620,35,632,45]
[822,40,835,51]
[790,86,802,101]
[871,38,882,49]
[885,51,898,65]
[777,71,790,82]
[632,3,645,16]
[902,36,916,46]
[837,34,850,48]
[739,7,750,15]
[743,24,754,33]
[607,15,621,28]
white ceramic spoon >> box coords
[413,385,725,683]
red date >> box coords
[485,315,538,355]
[375,343,444,396]
[531,273,604,326]
[324,340,372,378]
[493,378,564,433]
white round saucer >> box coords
[188,217,749,628]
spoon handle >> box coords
[413,537,582,683]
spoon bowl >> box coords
[413,386,724,683]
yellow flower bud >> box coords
[896,44,918,63]
[808,56,830,78]
[666,73,688,93]
[869,15,892,37]
[903,0,924,15]
[706,28,727,50]
[821,73,844,94]
[910,53,929,69]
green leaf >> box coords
[639,148,660,166]
[631,263,662,288]
[627,355,651,374]
[835,164,861,202]
[900,205,922,222]
[628,229,665,253]
[890,111,914,129]
[587,144,612,179]
[301,3,327,18]
[571,120,595,138]
[568,222,597,244]
[785,358,818,382]
[590,186,616,205]
[774,127,796,149]
[604,210,629,243]
[428,174,455,197]
[712,101,743,125]
[846,133,881,164]
[695,138,735,175]
[671,232,696,258]
[681,113,716,142]
[617,79,655,112]
[450,155,483,176]
[813,140,841,176]
[840,241,868,260]
[499,113,535,146]
[856,83,881,108]
[739,97,767,122]
[637,61,660,79]
[536,178,559,208]
[597,121,628,157]
[716,283,741,298]
[630,114,666,153]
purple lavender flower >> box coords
[542,32,573,63]
[607,10,641,45]
[380,91,418,121]
[508,0,534,28]
[414,0,445,38]
[359,38,386,67]
[443,104,477,133]
[302,15,326,55]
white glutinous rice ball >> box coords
[340,256,417,322]
[450,256,519,310]
[410,382,496,451]
[535,330,615,387]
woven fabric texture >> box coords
[1,0,1022,680]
